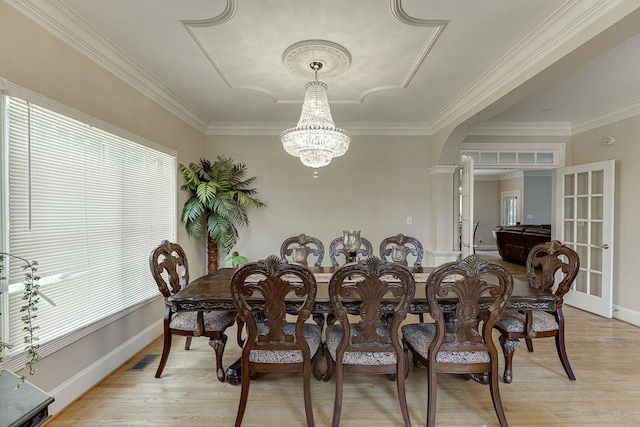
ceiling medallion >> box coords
[282,40,352,80]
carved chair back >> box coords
[379,233,424,267]
[526,240,580,306]
[149,239,189,301]
[329,256,415,358]
[280,233,325,267]
[328,236,373,267]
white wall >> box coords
[0,2,205,414]
[206,135,431,265]
[571,114,640,324]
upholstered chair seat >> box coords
[495,311,559,334]
[250,323,322,364]
[326,324,398,365]
[170,310,236,332]
[402,323,491,364]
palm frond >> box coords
[179,156,265,255]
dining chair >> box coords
[379,233,424,267]
[328,236,373,267]
[402,254,513,427]
[280,233,325,267]
[494,240,579,383]
[149,240,237,381]
[230,255,321,427]
[326,256,415,427]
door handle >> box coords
[596,243,609,249]
[462,243,470,248]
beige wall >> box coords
[474,179,501,248]
[206,135,431,265]
[571,114,640,319]
[0,1,205,412]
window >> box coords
[1,93,176,368]
[502,191,520,226]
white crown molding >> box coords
[206,121,432,136]
[6,0,209,133]
[468,121,572,136]
[571,96,640,134]
[428,0,626,136]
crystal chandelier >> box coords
[280,62,351,169]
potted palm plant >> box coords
[179,156,265,273]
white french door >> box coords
[460,156,474,258]
[555,160,614,318]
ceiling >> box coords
[8,0,640,136]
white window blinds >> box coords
[3,95,176,363]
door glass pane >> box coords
[575,270,587,293]
[577,196,588,219]
[591,170,603,194]
[591,196,603,220]
[576,245,588,269]
[591,222,603,246]
[590,272,602,297]
[564,197,574,219]
[576,221,588,244]
[577,172,589,195]
[591,247,602,272]
[564,174,574,196]
[564,220,574,242]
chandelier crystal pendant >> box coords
[280,61,351,169]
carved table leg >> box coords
[499,335,521,384]
[209,334,228,383]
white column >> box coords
[426,165,460,266]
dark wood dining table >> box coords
[168,266,556,384]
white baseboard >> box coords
[48,320,163,415]
[613,305,640,327]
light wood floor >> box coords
[46,256,640,426]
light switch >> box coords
[526,214,533,220]
[406,216,412,225]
